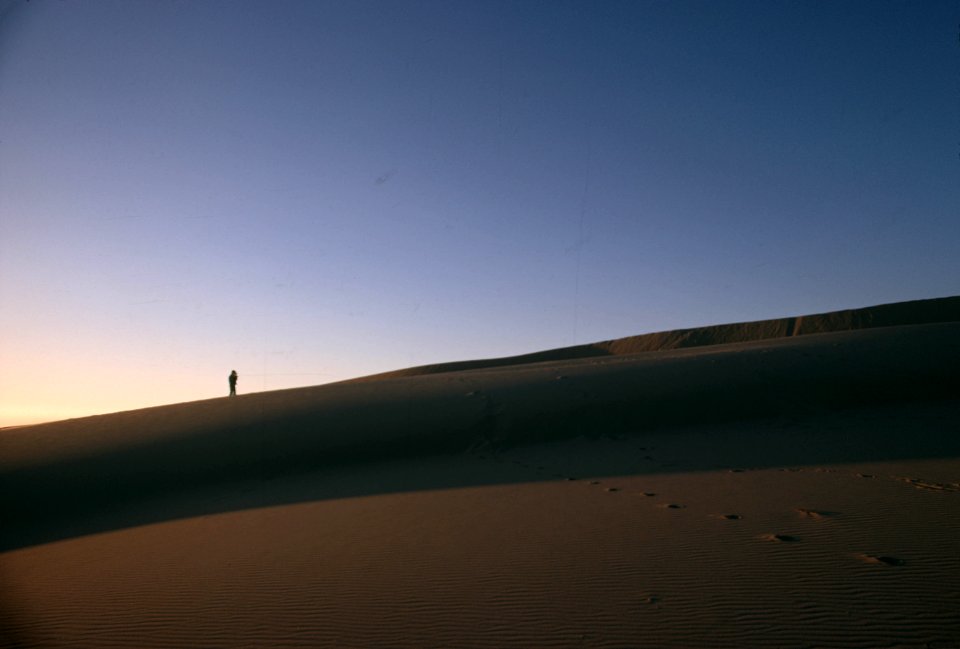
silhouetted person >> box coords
[228,370,238,397]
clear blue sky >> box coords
[1,0,958,425]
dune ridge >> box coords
[1,324,957,511]
[347,295,960,381]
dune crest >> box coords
[348,295,960,381]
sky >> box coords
[1,0,958,426]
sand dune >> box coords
[348,295,960,380]
[2,297,959,648]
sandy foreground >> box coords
[2,302,959,648]
[2,404,959,649]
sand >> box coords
[350,294,960,380]
[2,298,959,648]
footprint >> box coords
[898,478,960,493]
[662,503,685,510]
[642,492,657,497]
[856,473,874,479]
[795,508,837,520]
[859,554,905,566]
[763,534,800,543]
[606,487,620,493]
[720,514,742,520]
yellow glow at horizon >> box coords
[0,356,369,428]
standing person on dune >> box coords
[228,370,238,397]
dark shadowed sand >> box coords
[2,297,959,648]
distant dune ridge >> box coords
[2,296,960,648]
[349,295,960,380]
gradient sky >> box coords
[1,0,958,426]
